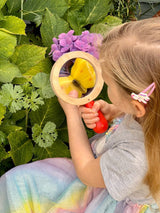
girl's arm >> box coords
[58,95,106,188]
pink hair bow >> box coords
[131,82,156,104]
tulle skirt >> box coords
[0,158,154,213]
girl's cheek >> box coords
[108,89,120,107]
[107,88,113,103]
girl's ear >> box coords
[131,100,146,118]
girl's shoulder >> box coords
[108,114,144,147]
[92,114,145,158]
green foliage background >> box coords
[0,0,159,175]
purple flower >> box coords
[74,40,90,52]
[52,50,63,61]
[50,30,103,61]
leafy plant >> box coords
[0,0,140,175]
[137,1,160,20]
[32,122,57,148]
[111,0,139,22]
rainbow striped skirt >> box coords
[0,158,157,213]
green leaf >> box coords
[90,23,110,36]
[33,15,43,27]
[97,84,110,103]
[90,15,122,36]
[40,8,69,51]
[32,121,58,148]
[0,59,22,83]
[0,0,7,10]
[29,96,65,128]
[32,73,55,99]
[21,83,44,111]
[0,158,14,176]
[8,130,33,166]
[0,16,26,35]
[0,30,17,59]
[23,0,68,22]
[23,90,44,111]
[0,10,3,19]
[67,10,85,34]
[139,0,160,2]
[0,145,9,162]
[23,58,52,81]
[0,131,6,145]
[83,0,112,25]
[66,0,85,10]
[6,0,21,14]
[137,2,160,19]
[0,104,6,125]
[0,83,24,113]
[58,127,69,143]
[10,110,26,123]
[10,44,47,74]
[102,15,122,26]
[68,0,113,34]
[86,128,95,139]
[17,32,43,46]
[12,77,28,84]
[33,139,70,161]
[0,124,22,135]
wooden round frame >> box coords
[50,51,104,105]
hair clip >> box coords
[131,82,156,104]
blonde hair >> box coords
[99,18,160,206]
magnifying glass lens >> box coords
[58,58,96,99]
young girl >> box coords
[0,17,160,213]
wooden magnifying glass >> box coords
[50,51,104,105]
[50,51,108,133]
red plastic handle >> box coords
[85,101,108,134]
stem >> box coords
[23,9,44,16]
[21,0,24,20]
[18,0,24,45]
[25,109,29,132]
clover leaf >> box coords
[0,83,24,113]
[23,90,44,111]
[32,121,58,148]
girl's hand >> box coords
[58,90,79,116]
[79,100,123,129]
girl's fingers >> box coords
[79,106,96,114]
[81,112,99,119]
[83,117,100,124]
[91,101,101,112]
[79,105,100,129]
[86,123,96,129]
[82,115,100,129]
